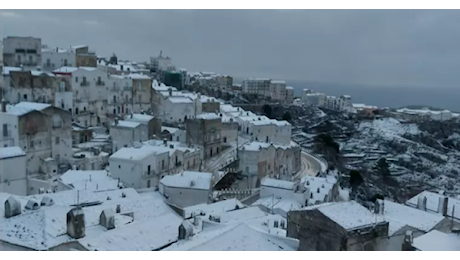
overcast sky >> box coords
[2,9,460,87]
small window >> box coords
[30,140,34,148]
[55,136,60,144]
[162,160,165,170]
[75,77,79,83]
[118,165,121,169]
[23,94,28,100]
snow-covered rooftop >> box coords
[183,199,245,219]
[379,199,445,234]
[111,120,141,128]
[253,197,302,214]
[4,101,51,116]
[309,201,386,231]
[260,177,296,190]
[125,73,151,80]
[124,113,154,123]
[53,66,97,73]
[0,146,26,160]
[58,170,119,191]
[270,80,286,84]
[110,145,169,161]
[413,230,460,251]
[406,191,460,220]
[161,126,181,134]
[168,97,193,104]
[160,171,212,190]
[0,189,182,251]
[196,113,221,120]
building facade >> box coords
[2,37,42,68]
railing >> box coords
[80,81,90,87]
[96,81,105,86]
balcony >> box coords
[80,81,90,87]
[143,170,157,178]
[96,81,105,86]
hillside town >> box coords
[0,36,459,251]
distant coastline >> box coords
[233,77,459,112]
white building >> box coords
[41,47,76,71]
[164,206,299,251]
[0,147,27,195]
[161,126,186,143]
[412,230,460,251]
[109,145,171,189]
[406,191,460,222]
[238,142,300,188]
[53,66,110,127]
[68,148,109,171]
[55,170,120,192]
[242,78,271,97]
[150,51,175,72]
[1,102,73,177]
[107,74,133,116]
[0,188,184,251]
[159,171,212,208]
[269,80,287,102]
[376,199,456,251]
[2,36,42,68]
[110,119,146,152]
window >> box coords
[55,137,60,144]
[147,165,151,175]
[59,81,65,92]
[118,165,121,169]
[113,96,116,103]
[98,76,101,82]
[138,82,142,90]
[176,136,179,142]
[17,55,21,62]
[2,124,7,137]
[138,95,142,101]
[46,59,50,65]
[64,59,68,66]
[23,94,28,100]
[75,77,78,83]
[30,140,34,148]
[162,160,165,170]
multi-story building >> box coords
[107,74,133,117]
[286,86,294,104]
[238,141,300,188]
[269,80,287,102]
[150,51,175,74]
[72,45,97,68]
[53,66,109,126]
[130,74,153,113]
[41,46,76,71]
[2,36,42,68]
[186,113,223,159]
[124,113,162,141]
[0,101,73,177]
[242,78,271,97]
[110,119,146,152]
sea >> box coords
[234,78,460,112]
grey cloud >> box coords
[2,9,460,87]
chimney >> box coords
[25,200,40,210]
[67,208,85,239]
[99,209,115,230]
[4,196,21,218]
[1,99,6,113]
[178,221,193,240]
[417,196,427,211]
[40,196,54,206]
[438,196,449,216]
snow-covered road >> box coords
[293,151,325,180]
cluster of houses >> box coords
[301,88,354,113]
[1,36,459,251]
[241,78,294,104]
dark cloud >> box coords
[2,10,460,87]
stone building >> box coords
[287,201,389,251]
[185,113,222,159]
